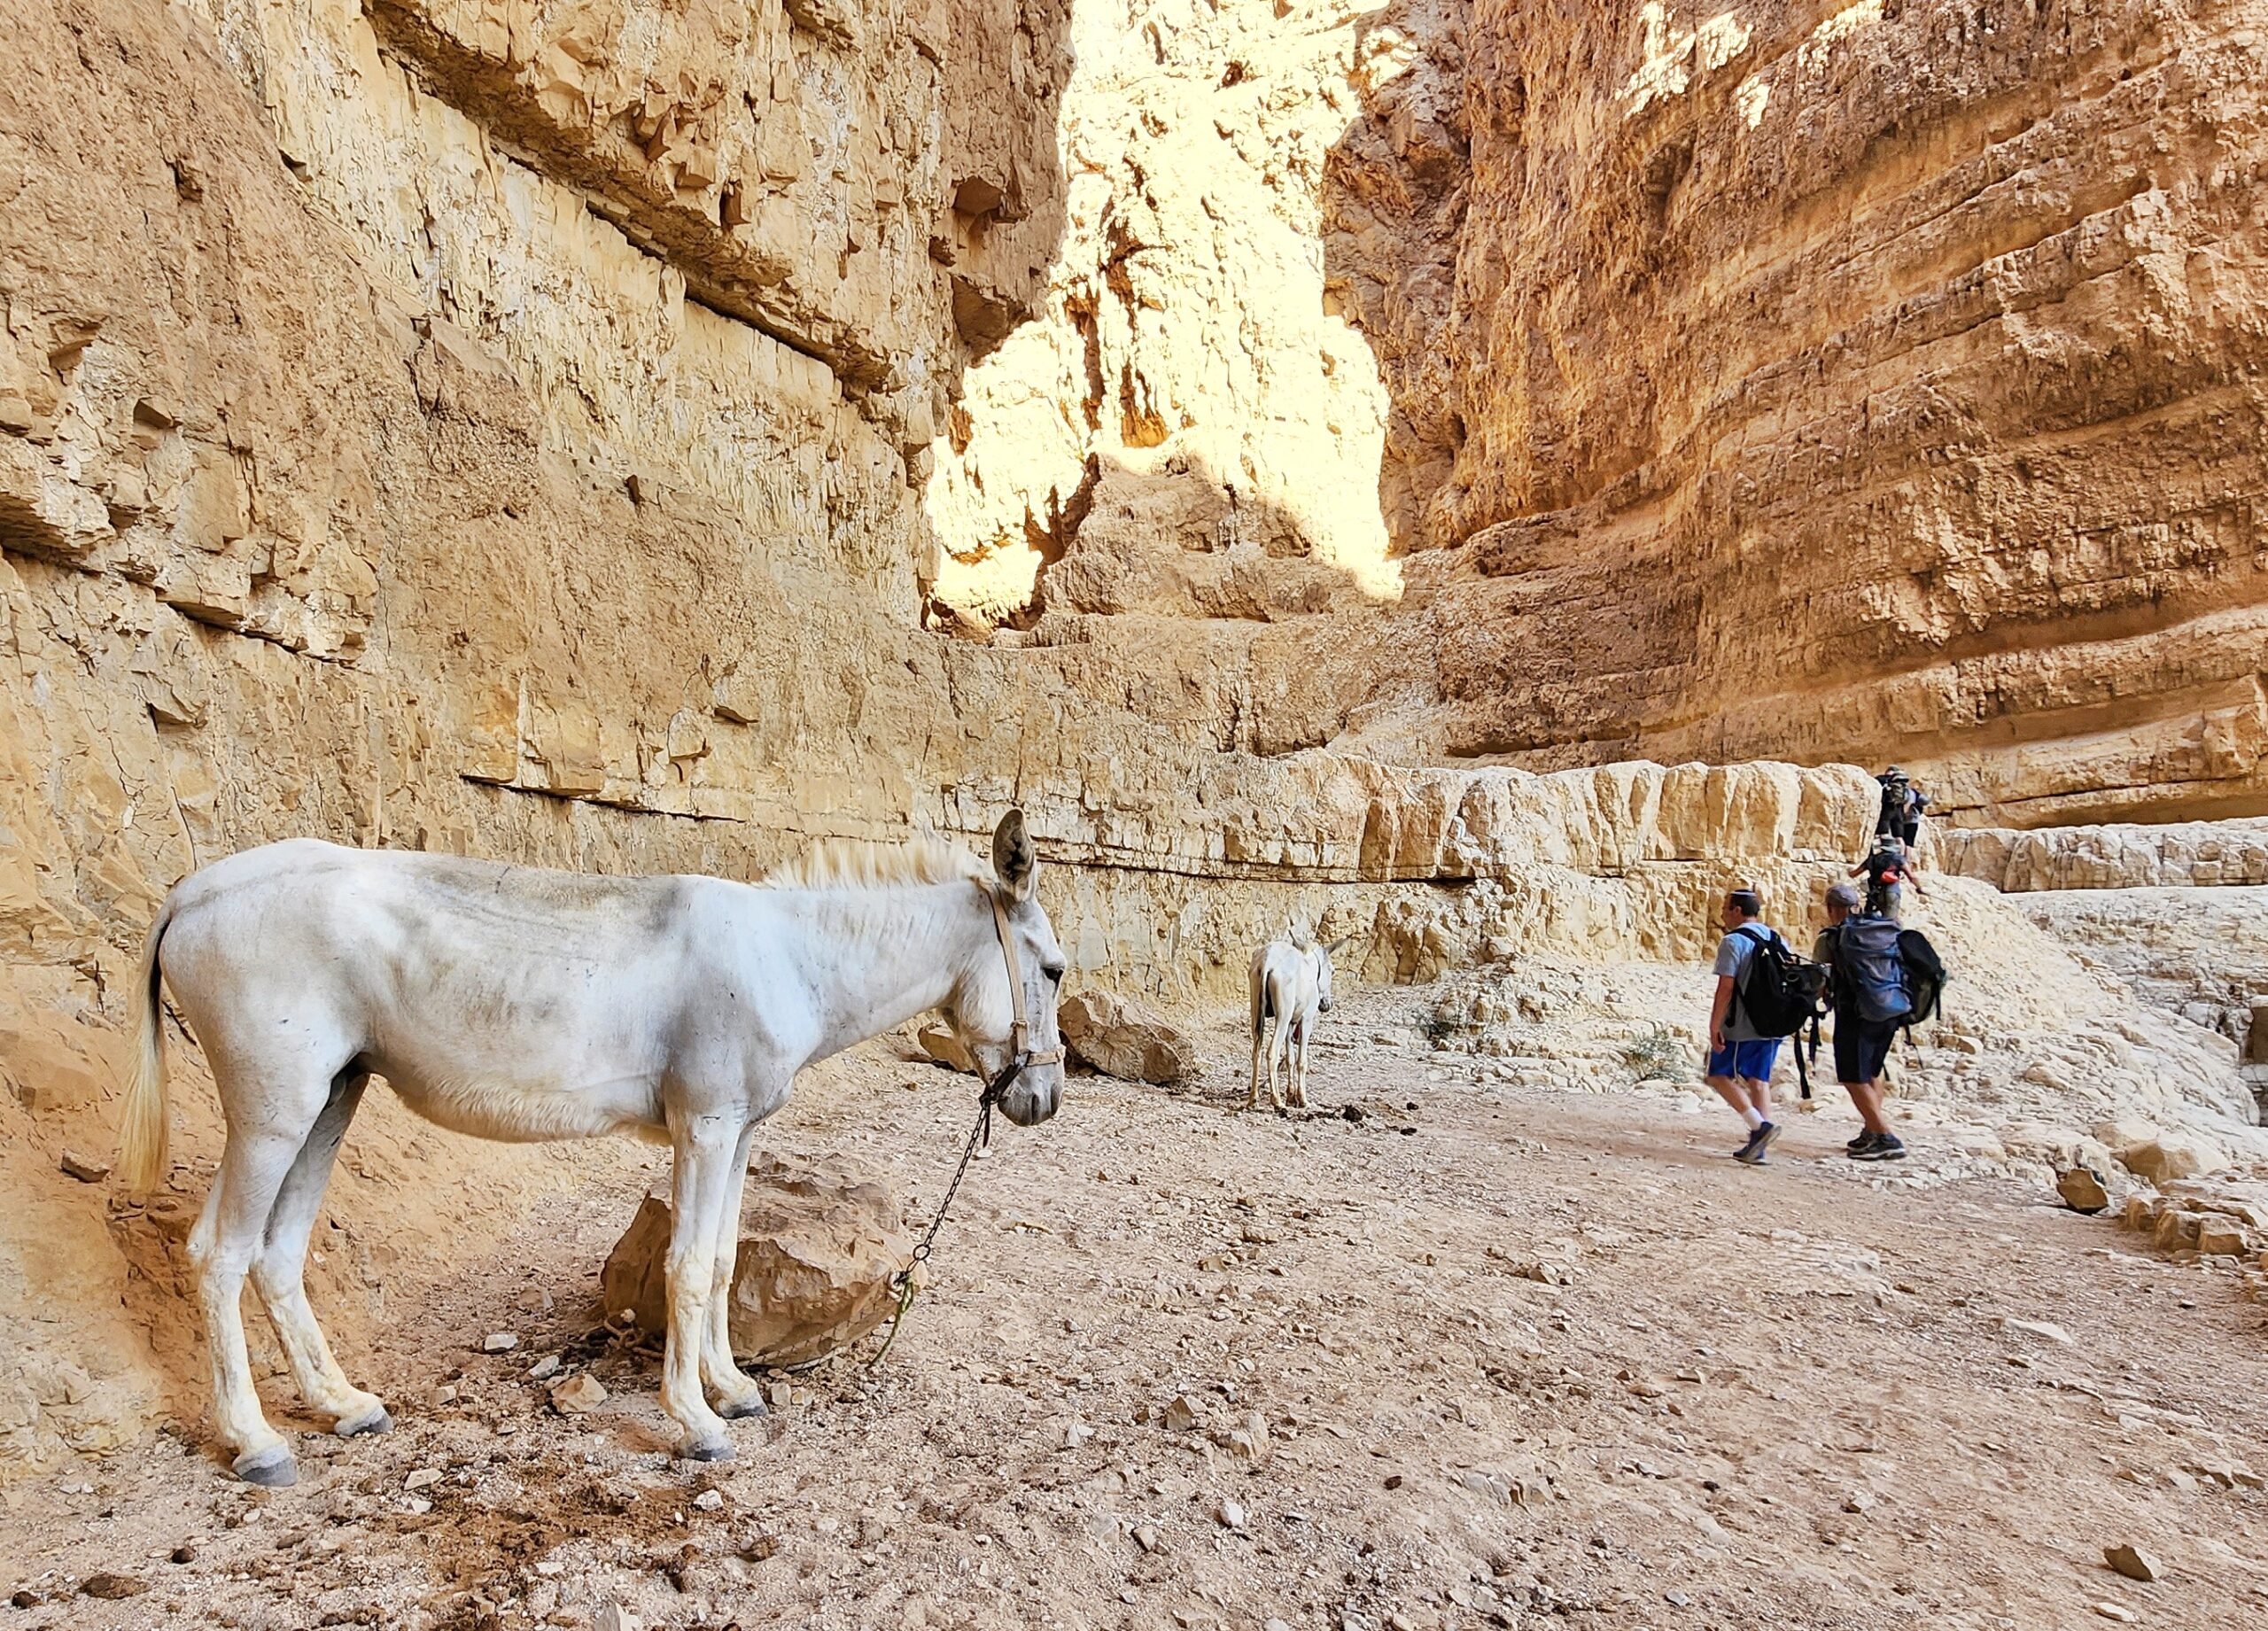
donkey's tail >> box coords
[117,895,177,1194]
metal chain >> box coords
[860,882,1055,1371]
[864,1064,1015,1369]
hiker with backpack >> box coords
[1812,881,1946,1161]
[1704,887,1815,1166]
[1876,767,1930,846]
[1851,835,1927,920]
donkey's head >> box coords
[955,809,1066,1127]
[1316,936,1352,1012]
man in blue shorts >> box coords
[1704,887,1786,1165]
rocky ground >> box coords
[6,992,2268,1631]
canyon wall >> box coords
[6,0,2268,1474]
[1349,0,2268,824]
[929,0,2268,824]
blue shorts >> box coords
[1706,1037,1782,1082]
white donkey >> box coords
[117,812,1066,1486]
[1248,935,1344,1111]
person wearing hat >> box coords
[1876,766,1928,848]
[1814,881,1907,1161]
[1704,886,1790,1165]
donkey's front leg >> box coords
[664,1114,745,1460]
[702,1122,768,1421]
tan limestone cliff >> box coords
[6,0,2268,1481]
[930,0,2268,822]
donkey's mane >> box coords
[759,834,993,891]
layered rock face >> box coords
[5,0,2267,1477]
[1340,0,2268,823]
[920,0,2268,824]
[925,0,1405,624]
[1935,816,2268,890]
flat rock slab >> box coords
[600,1156,912,1367]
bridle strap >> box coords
[986,885,1063,1072]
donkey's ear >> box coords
[992,808,1039,901]
[1324,935,1353,956]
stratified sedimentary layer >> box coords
[913,0,2268,825]
[1340,0,2268,822]
[1935,817,2268,890]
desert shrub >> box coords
[1619,1023,1688,1082]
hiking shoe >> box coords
[1845,1130,1876,1153]
[1734,1122,1781,1165]
[1852,1133,1907,1162]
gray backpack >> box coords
[1832,915,1914,1025]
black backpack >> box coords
[1728,926,1828,1036]
[1896,928,1946,1027]
[1728,926,1830,1099]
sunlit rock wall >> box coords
[1332,0,2268,824]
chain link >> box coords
[864,1061,1016,1369]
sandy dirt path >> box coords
[6,999,2267,1631]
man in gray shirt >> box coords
[1705,887,1788,1165]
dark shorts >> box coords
[1833,1018,1899,1085]
[1706,1037,1781,1081]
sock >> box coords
[1738,1107,1763,1130]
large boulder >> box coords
[1059,988,1200,1084]
[914,1021,977,1074]
[599,1156,912,1367]
[2116,1133,2229,1186]
[2055,1166,2111,1215]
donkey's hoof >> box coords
[682,1435,735,1463]
[232,1447,299,1487]
[336,1405,393,1439]
[717,1395,770,1421]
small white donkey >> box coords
[118,812,1066,1486]
[1248,935,1345,1111]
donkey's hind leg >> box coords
[1263,1016,1290,1113]
[249,1069,390,1438]
[189,1079,330,1487]
[700,1121,768,1421]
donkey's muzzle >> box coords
[1001,1069,1061,1128]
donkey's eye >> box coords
[1043,964,1066,984]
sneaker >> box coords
[1735,1122,1781,1165]
[1846,1130,1881,1158]
[1852,1133,1907,1162]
